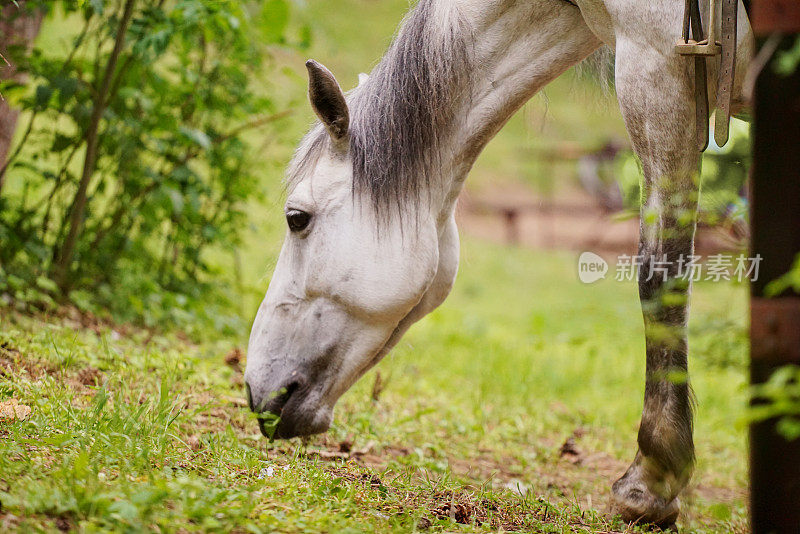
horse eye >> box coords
[286,209,311,232]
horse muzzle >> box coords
[245,374,332,439]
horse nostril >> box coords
[247,379,303,415]
[269,380,301,414]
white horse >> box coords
[245,0,753,525]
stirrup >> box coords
[675,38,721,56]
[675,0,721,57]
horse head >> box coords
[244,60,459,438]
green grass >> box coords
[1,240,748,532]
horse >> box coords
[244,0,753,526]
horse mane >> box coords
[287,0,473,215]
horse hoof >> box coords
[610,475,680,529]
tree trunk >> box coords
[52,0,136,292]
[0,1,43,193]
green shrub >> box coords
[0,0,306,337]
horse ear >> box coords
[305,59,349,141]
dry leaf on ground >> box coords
[0,399,31,421]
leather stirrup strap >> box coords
[715,0,738,146]
[689,0,710,152]
[683,0,692,41]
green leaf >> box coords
[6,275,24,291]
[51,133,74,153]
[35,276,59,294]
[53,76,78,103]
[164,187,184,216]
[227,14,241,31]
[179,127,211,149]
[0,81,27,106]
[777,417,800,441]
[775,37,800,76]
[34,84,53,108]
[258,0,290,43]
[298,24,312,49]
[73,450,90,478]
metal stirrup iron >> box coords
[676,0,715,151]
[675,0,739,151]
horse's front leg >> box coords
[609,38,701,526]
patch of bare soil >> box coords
[0,512,73,533]
[0,342,106,397]
[0,513,22,531]
[0,342,57,380]
[75,367,103,387]
[305,428,744,532]
[326,463,622,532]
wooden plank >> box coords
[753,0,800,34]
[749,34,800,534]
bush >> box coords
[0,0,305,337]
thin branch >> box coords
[217,110,293,143]
[0,39,8,101]
[40,142,82,236]
[52,0,137,291]
[0,109,37,180]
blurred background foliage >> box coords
[0,0,751,339]
[0,0,310,335]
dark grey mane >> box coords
[288,0,473,214]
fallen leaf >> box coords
[559,436,582,464]
[432,502,472,524]
[224,348,243,370]
[77,367,103,386]
[0,399,31,422]
[54,516,71,532]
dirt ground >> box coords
[456,183,740,256]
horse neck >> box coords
[426,0,601,223]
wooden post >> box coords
[749,2,800,532]
[501,208,520,245]
[0,1,44,191]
